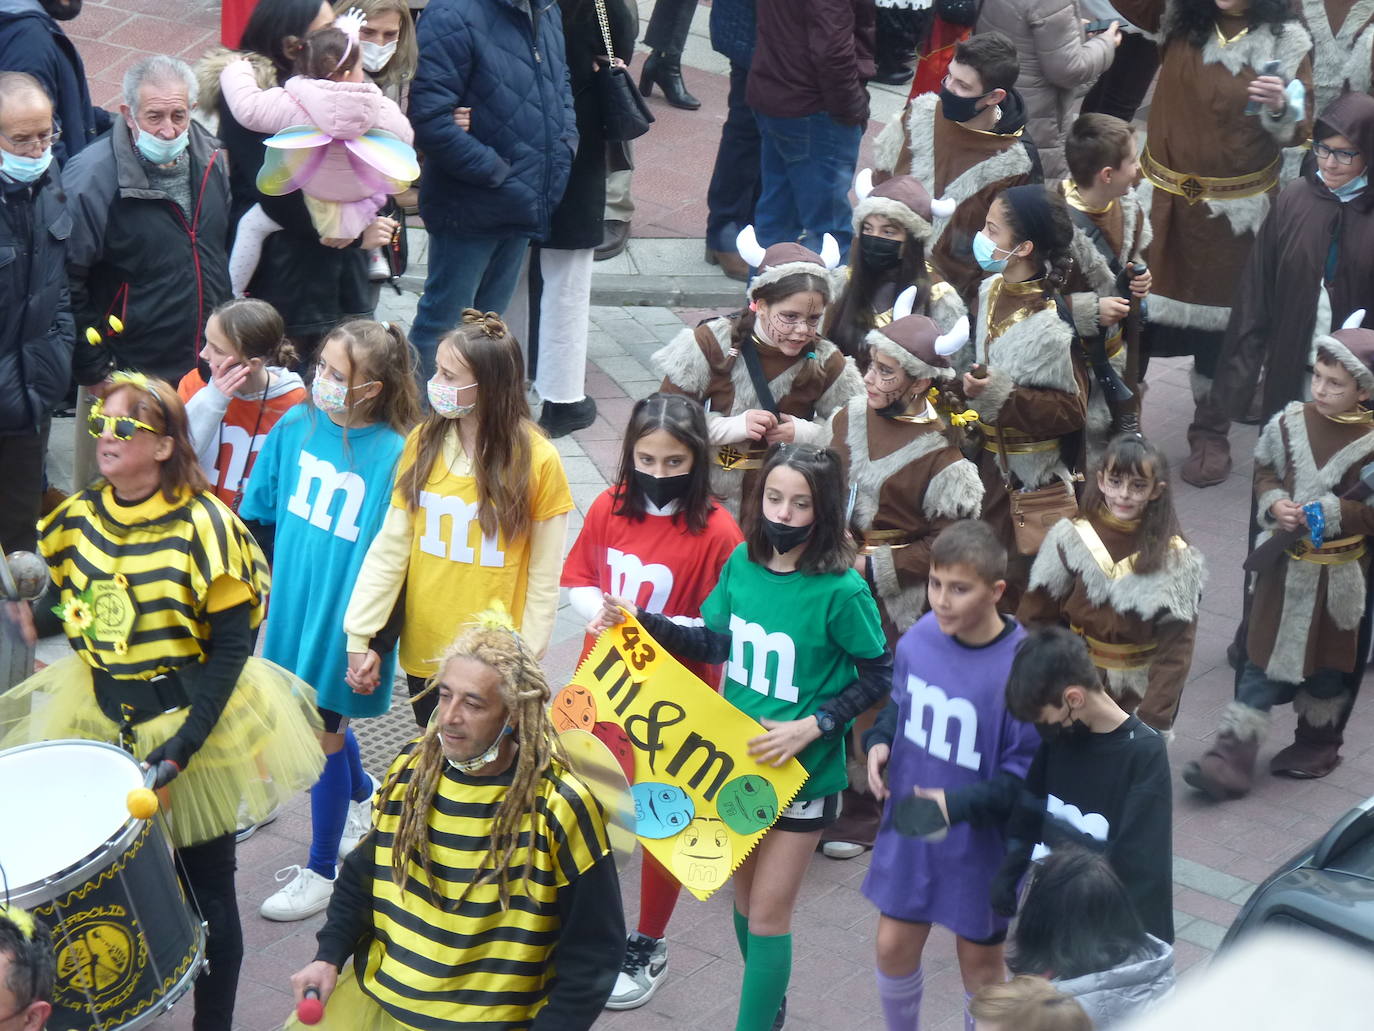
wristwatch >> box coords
[813,709,841,740]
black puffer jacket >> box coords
[0,168,75,436]
[64,120,232,386]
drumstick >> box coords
[126,766,162,819]
[297,987,324,1025]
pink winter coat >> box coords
[219,61,414,204]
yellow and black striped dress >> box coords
[0,484,323,847]
[353,741,612,1031]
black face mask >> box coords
[859,234,904,272]
[939,85,990,124]
[633,469,692,509]
[41,0,83,20]
[762,517,813,555]
[1034,717,1093,744]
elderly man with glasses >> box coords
[62,54,232,490]
[0,71,74,556]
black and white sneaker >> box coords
[604,932,667,1010]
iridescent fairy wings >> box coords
[256,125,420,200]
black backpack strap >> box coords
[739,336,780,417]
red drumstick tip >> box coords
[297,990,323,1025]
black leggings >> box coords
[177,832,242,1031]
[407,673,437,729]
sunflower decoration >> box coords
[53,588,96,637]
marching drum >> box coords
[0,740,205,1030]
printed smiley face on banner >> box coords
[558,614,808,900]
[631,782,695,839]
[716,774,779,834]
[551,684,597,733]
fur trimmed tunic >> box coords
[873,90,1042,305]
[1248,402,1374,682]
[1299,0,1374,115]
[831,396,984,642]
[1113,2,1313,335]
[653,316,864,515]
[1020,510,1204,732]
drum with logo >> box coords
[0,740,205,1030]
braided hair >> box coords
[384,611,566,911]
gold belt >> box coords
[1141,147,1279,205]
[978,421,1061,454]
[1072,626,1157,671]
[860,529,912,553]
[1287,534,1366,565]
[715,443,766,471]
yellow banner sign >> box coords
[560,614,808,900]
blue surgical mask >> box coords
[972,230,1017,272]
[0,146,52,184]
[134,127,189,165]
[1320,168,1369,202]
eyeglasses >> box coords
[88,411,160,441]
[1313,141,1361,165]
[0,126,61,156]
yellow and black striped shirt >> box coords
[38,485,268,679]
[361,741,611,1030]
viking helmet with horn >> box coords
[852,168,957,244]
[1316,308,1374,393]
[864,287,968,383]
[737,225,842,301]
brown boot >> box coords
[1182,702,1268,800]
[1270,691,1348,778]
[705,244,749,282]
[1181,371,1232,487]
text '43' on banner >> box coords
[554,614,807,900]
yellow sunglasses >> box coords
[87,410,159,441]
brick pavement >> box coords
[38,3,1374,1029]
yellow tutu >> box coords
[0,654,324,848]
[281,965,415,1031]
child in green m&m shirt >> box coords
[599,442,892,1031]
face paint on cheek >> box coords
[715,774,779,834]
[631,782,696,838]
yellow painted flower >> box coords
[113,641,129,655]
[63,599,94,631]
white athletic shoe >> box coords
[338,773,381,860]
[822,840,866,860]
[605,933,667,1010]
[260,866,335,922]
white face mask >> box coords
[361,39,398,73]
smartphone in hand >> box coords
[1084,19,1113,34]
[1245,59,1282,115]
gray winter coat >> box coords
[1054,935,1175,1027]
[977,0,1116,179]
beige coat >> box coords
[977,0,1117,179]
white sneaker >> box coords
[605,933,667,1010]
[822,840,866,860]
[259,866,335,922]
[338,773,381,860]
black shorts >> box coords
[318,706,347,734]
[774,792,841,832]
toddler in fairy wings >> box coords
[220,8,420,295]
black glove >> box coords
[989,853,1027,917]
[144,737,191,787]
[893,796,949,838]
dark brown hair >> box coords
[613,392,716,534]
[1065,113,1136,189]
[318,319,421,435]
[953,31,1019,95]
[744,444,855,575]
[396,310,535,541]
[209,298,298,368]
[995,186,1076,290]
[930,519,1007,586]
[1005,626,1104,721]
[103,375,210,502]
[730,272,833,395]
[825,233,930,365]
[1081,433,1186,576]
[284,24,360,80]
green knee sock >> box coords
[732,908,749,961]
[735,931,791,1031]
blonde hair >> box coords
[384,611,566,910]
[969,976,1091,1031]
[334,0,418,91]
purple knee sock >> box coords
[875,966,923,1030]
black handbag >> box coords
[594,0,654,142]
[936,0,981,28]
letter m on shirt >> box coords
[285,451,365,542]
[606,548,673,613]
[727,615,799,702]
[903,674,982,771]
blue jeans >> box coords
[410,232,530,381]
[706,61,761,252]
[753,111,862,252]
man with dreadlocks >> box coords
[288,613,625,1030]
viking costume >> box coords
[1184,329,1374,799]
[873,89,1043,305]
[654,233,864,517]
[1020,510,1204,733]
[834,313,982,642]
[1301,0,1374,118]
[828,170,968,360]
[1058,179,1152,461]
[1115,0,1313,487]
